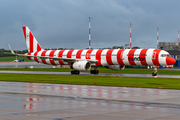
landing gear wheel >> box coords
[152,67,157,76]
[71,70,80,75]
[152,72,157,76]
[90,70,99,74]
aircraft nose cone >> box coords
[166,57,176,65]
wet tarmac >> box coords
[1,81,180,120]
[0,62,180,78]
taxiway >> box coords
[0,70,180,78]
[0,62,179,78]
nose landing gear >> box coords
[152,67,157,76]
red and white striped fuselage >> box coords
[25,48,175,67]
[9,26,176,75]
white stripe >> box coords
[71,50,78,59]
[33,38,37,52]
[123,49,131,65]
[146,49,154,66]
[54,50,60,65]
[63,50,69,58]
[134,49,142,66]
[81,50,88,60]
[101,49,108,66]
[112,49,119,65]
[45,50,51,65]
[159,50,167,66]
[91,49,98,60]
[26,27,30,52]
[36,51,43,63]
[62,50,69,65]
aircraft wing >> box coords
[23,54,98,63]
[8,44,98,63]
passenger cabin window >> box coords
[161,54,171,57]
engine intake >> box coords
[107,65,125,71]
[71,61,91,71]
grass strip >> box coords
[1,73,180,89]
[0,56,31,62]
[0,68,179,75]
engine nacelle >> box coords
[107,65,125,71]
[71,61,91,71]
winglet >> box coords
[8,44,15,55]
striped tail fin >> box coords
[22,26,43,53]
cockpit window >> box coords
[161,54,171,57]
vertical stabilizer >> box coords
[22,26,43,53]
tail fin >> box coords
[22,26,43,53]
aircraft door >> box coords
[152,51,156,60]
[120,51,124,60]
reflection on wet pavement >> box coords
[0,81,180,119]
[1,94,180,120]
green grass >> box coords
[0,56,179,89]
[0,68,179,75]
[0,73,180,89]
[0,56,31,62]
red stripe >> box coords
[152,49,161,66]
[96,49,103,66]
[37,44,41,51]
[106,49,114,65]
[86,49,93,59]
[22,27,26,41]
[41,50,48,64]
[58,50,65,57]
[128,49,136,65]
[76,50,83,59]
[58,50,65,65]
[27,53,32,60]
[117,49,125,65]
[67,50,74,58]
[49,50,56,65]
[34,51,39,62]
[29,31,34,53]
[67,50,74,65]
[140,49,148,66]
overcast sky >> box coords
[0,0,180,50]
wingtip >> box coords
[8,44,15,54]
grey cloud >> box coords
[0,0,180,50]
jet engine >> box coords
[71,61,91,71]
[107,65,125,71]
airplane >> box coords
[13,51,24,62]
[13,59,24,62]
[8,26,176,76]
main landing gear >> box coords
[70,67,99,75]
[90,67,99,74]
[71,70,80,75]
[152,66,157,76]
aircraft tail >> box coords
[22,26,43,53]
